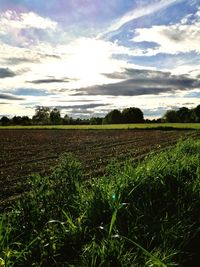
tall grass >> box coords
[1,139,200,266]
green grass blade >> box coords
[120,235,167,267]
[108,209,118,238]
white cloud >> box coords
[132,7,200,54]
[0,10,58,46]
[1,4,199,118]
[0,37,141,92]
[0,10,57,31]
[100,0,184,37]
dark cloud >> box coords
[4,57,39,65]
[103,72,128,79]
[0,68,16,78]
[3,53,61,66]
[52,103,107,110]
[42,53,61,59]
[75,69,200,96]
[104,68,171,80]
[27,78,70,84]
[0,93,25,100]
[160,29,183,42]
[57,99,99,103]
[182,102,196,106]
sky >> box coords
[0,0,200,119]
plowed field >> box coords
[0,129,197,204]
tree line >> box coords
[163,105,200,123]
[1,105,200,126]
[0,106,144,126]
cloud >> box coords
[132,7,200,54]
[50,103,107,110]
[4,57,40,65]
[0,10,58,47]
[0,93,25,100]
[103,68,172,80]
[0,68,16,78]
[100,0,184,37]
[75,68,200,96]
[54,103,110,118]
[0,43,62,71]
[27,78,70,84]
[12,88,52,96]
[57,99,99,103]
[0,10,57,31]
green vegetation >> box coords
[1,105,200,127]
[1,139,200,266]
[103,107,144,124]
[164,105,200,123]
[0,122,200,130]
[0,106,144,126]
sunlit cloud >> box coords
[132,7,200,55]
[0,1,200,118]
[0,10,57,30]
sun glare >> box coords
[32,38,125,88]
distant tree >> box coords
[103,109,122,124]
[191,105,200,122]
[12,116,31,125]
[74,118,90,125]
[156,118,162,123]
[0,116,10,126]
[32,106,50,125]
[122,107,144,123]
[21,116,31,125]
[63,114,73,125]
[12,116,22,125]
[90,117,103,125]
[163,110,178,123]
[50,108,61,125]
[176,107,191,122]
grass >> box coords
[0,122,200,130]
[1,139,200,266]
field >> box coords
[1,136,200,266]
[0,129,196,204]
[1,122,200,130]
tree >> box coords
[163,110,178,123]
[191,105,200,122]
[176,107,191,123]
[122,107,144,123]
[63,114,73,125]
[12,116,31,125]
[0,116,10,126]
[103,109,122,124]
[50,108,61,125]
[21,116,31,125]
[12,116,22,125]
[90,117,103,125]
[32,106,50,125]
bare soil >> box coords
[0,129,197,203]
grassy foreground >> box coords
[0,123,200,130]
[1,139,200,266]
